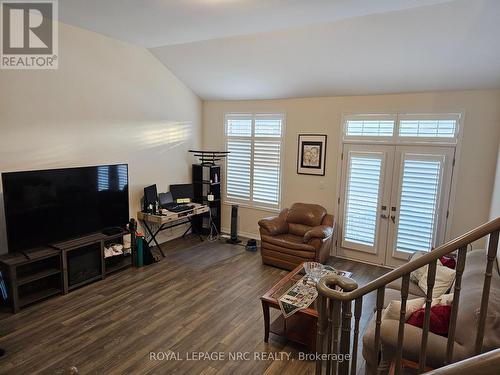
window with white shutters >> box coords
[344,114,396,139]
[225,113,284,210]
[396,158,442,253]
[399,114,459,139]
[344,155,382,246]
[343,113,460,143]
[346,120,395,137]
[399,120,456,138]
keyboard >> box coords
[165,204,194,213]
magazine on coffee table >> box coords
[278,267,352,318]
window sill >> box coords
[223,200,281,214]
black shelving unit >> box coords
[192,164,221,235]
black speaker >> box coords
[227,205,241,244]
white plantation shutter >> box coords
[226,139,251,200]
[226,115,252,136]
[346,120,394,137]
[398,114,459,139]
[396,159,442,253]
[399,119,457,138]
[255,115,282,137]
[344,113,460,143]
[225,113,283,209]
[344,155,382,246]
[253,140,281,206]
[344,114,395,139]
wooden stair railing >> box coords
[315,217,500,375]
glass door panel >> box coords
[338,144,394,264]
[386,146,454,266]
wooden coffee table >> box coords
[260,263,352,351]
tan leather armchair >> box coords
[258,203,335,270]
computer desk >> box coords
[137,203,209,257]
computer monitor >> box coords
[158,192,174,208]
[144,184,158,209]
[170,183,194,204]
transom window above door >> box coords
[343,113,461,143]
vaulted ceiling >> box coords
[60,0,500,100]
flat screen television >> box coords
[2,164,129,253]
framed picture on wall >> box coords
[297,134,327,176]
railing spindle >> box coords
[419,259,437,372]
[328,300,342,375]
[475,230,499,354]
[350,297,363,375]
[339,300,353,375]
[316,293,328,375]
[394,274,410,375]
[374,286,385,374]
[326,299,333,375]
[446,246,467,364]
[332,300,340,375]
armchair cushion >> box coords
[287,203,326,227]
[303,225,333,243]
[260,234,316,252]
[258,209,288,236]
[288,223,311,237]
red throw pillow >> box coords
[440,256,456,269]
[407,305,452,336]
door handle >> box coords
[391,215,396,223]
[380,214,388,219]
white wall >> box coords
[1,22,498,255]
[203,90,500,246]
[0,22,202,254]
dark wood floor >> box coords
[0,236,387,374]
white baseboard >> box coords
[332,254,395,270]
[221,227,260,240]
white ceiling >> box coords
[60,0,500,100]
[60,0,455,47]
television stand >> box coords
[19,250,31,260]
[102,227,124,236]
[0,247,63,313]
[0,229,135,313]
[53,229,133,294]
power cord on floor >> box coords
[207,207,220,242]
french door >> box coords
[338,144,454,267]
